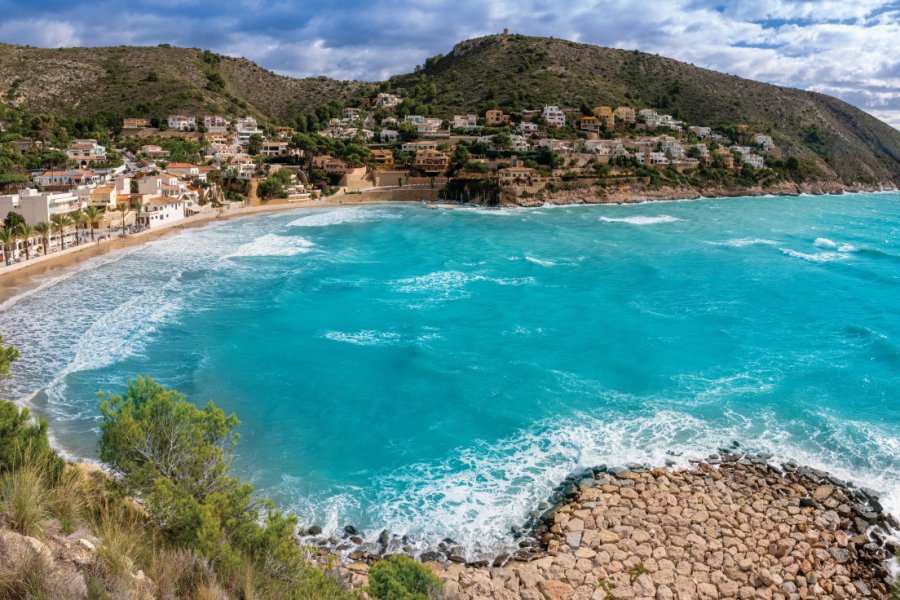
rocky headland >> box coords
[318,451,898,599]
[519,181,898,207]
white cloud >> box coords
[0,0,897,128]
[0,19,81,47]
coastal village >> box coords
[0,91,781,267]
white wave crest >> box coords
[285,406,900,560]
[41,272,186,411]
[525,256,557,267]
[814,238,857,253]
[708,238,778,248]
[288,207,388,228]
[225,234,314,258]
[780,248,849,263]
[599,215,682,225]
[322,330,402,347]
[392,270,533,297]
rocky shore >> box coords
[317,451,898,599]
[521,180,898,207]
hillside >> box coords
[388,34,900,185]
[0,43,371,124]
[1,35,899,185]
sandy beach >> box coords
[0,194,420,304]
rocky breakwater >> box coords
[328,452,898,599]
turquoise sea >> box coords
[1,193,899,558]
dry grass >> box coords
[0,462,49,538]
[0,553,52,600]
[147,546,217,600]
[93,505,149,594]
[48,465,89,534]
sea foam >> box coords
[599,215,682,225]
[288,207,389,228]
[225,234,315,258]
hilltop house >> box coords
[402,140,439,153]
[517,122,540,136]
[578,116,601,133]
[413,149,449,173]
[741,153,765,169]
[485,109,510,126]
[374,93,403,110]
[542,105,566,127]
[509,135,531,152]
[379,129,400,143]
[689,126,712,138]
[167,115,196,131]
[140,145,169,158]
[123,118,152,130]
[274,126,295,139]
[66,140,107,167]
[452,115,478,130]
[203,116,230,133]
[234,117,264,146]
[592,106,615,128]
[368,149,395,166]
[753,134,775,151]
[312,155,356,174]
[639,109,661,129]
[498,166,539,187]
[614,107,636,123]
[260,141,291,157]
[165,163,202,179]
[34,169,102,189]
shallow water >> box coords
[2,193,899,557]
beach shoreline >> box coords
[3,185,897,305]
[0,195,419,304]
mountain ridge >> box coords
[1,34,898,185]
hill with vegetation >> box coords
[0,43,371,126]
[387,34,900,185]
[1,34,899,185]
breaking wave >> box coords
[599,215,682,225]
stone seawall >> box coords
[323,453,898,599]
[338,188,441,203]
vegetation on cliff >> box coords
[387,34,900,185]
[2,34,899,186]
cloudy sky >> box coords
[0,0,898,128]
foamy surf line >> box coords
[224,234,315,259]
[599,215,682,225]
[286,409,900,562]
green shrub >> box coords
[368,555,443,600]
[97,377,351,596]
[0,462,49,537]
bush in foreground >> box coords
[0,331,355,599]
[368,554,443,600]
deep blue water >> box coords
[2,193,899,557]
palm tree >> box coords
[115,202,129,235]
[68,209,82,245]
[83,206,102,240]
[33,221,51,255]
[14,223,36,261]
[72,209,88,245]
[50,213,73,250]
[0,227,14,265]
